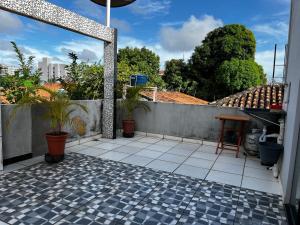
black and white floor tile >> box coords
[0,153,287,225]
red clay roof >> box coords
[37,83,62,98]
[140,91,208,105]
[211,84,284,109]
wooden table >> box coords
[215,114,250,158]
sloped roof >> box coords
[140,91,208,105]
[211,84,284,109]
[37,83,62,99]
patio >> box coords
[0,134,287,225]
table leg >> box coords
[236,121,246,158]
[216,120,225,154]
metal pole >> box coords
[272,44,277,82]
[106,0,111,27]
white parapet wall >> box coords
[1,100,102,160]
[117,101,263,141]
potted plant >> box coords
[122,86,150,137]
[10,85,87,162]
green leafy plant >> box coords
[60,52,104,100]
[10,86,88,135]
[122,86,150,120]
[117,47,166,89]
[0,42,41,104]
[216,58,266,95]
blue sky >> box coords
[0,0,290,80]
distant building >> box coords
[38,57,66,81]
[0,64,18,76]
[159,70,165,76]
[140,90,208,105]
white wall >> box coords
[117,102,263,141]
[281,0,300,203]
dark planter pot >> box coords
[259,142,283,166]
[122,120,135,138]
[45,132,68,163]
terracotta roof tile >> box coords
[38,83,62,98]
[140,91,208,105]
[211,84,284,109]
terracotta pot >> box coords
[122,119,135,138]
[45,132,68,157]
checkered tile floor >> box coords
[65,134,282,195]
[0,153,287,225]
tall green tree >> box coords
[188,24,259,100]
[117,47,165,89]
[216,59,266,96]
[163,59,187,91]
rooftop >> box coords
[141,91,209,105]
[211,84,284,109]
[0,134,287,224]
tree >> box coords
[117,47,165,89]
[80,64,104,99]
[163,59,187,91]
[216,59,266,95]
[188,24,260,100]
[11,41,41,80]
[0,42,41,104]
[60,53,104,100]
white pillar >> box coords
[106,0,111,27]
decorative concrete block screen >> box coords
[0,0,117,139]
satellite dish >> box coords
[90,0,136,8]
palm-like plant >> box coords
[122,86,150,120]
[121,86,150,138]
[10,86,87,135]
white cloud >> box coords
[119,36,192,68]
[60,47,98,62]
[78,49,98,62]
[0,10,23,34]
[56,39,104,63]
[256,39,270,46]
[149,44,192,68]
[0,50,18,66]
[0,39,104,68]
[253,21,289,38]
[255,49,285,80]
[0,41,54,68]
[129,0,171,16]
[160,21,184,27]
[0,40,14,51]
[160,15,223,52]
[119,36,145,48]
[111,18,131,32]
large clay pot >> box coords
[122,120,135,138]
[45,132,68,162]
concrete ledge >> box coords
[134,131,147,136]
[164,135,183,142]
[65,133,102,148]
[183,138,203,144]
[146,133,164,138]
[203,140,218,147]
